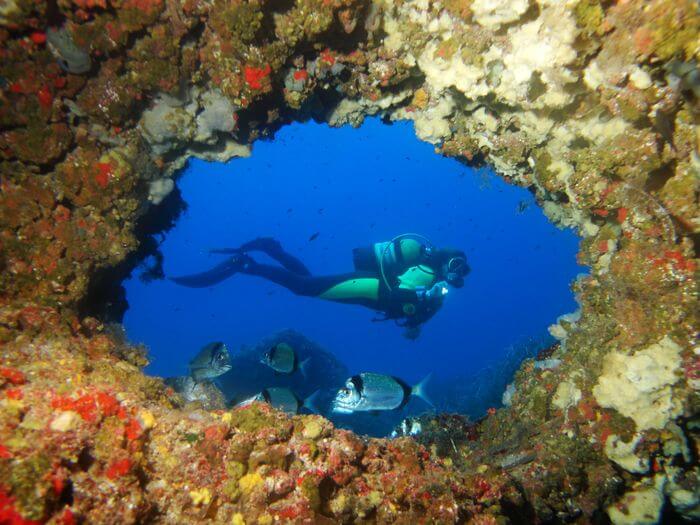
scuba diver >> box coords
[171,234,469,339]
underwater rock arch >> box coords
[0,0,697,522]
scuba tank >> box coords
[377,234,436,291]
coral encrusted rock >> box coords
[0,0,698,522]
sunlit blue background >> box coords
[122,117,582,422]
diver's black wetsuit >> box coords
[241,245,382,309]
[233,243,416,315]
[172,238,461,329]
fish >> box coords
[331,372,432,414]
[308,232,320,241]
[516,200,530,214]
[164,376,227,410]
[260,342,310,376]
[242,387,319,414]
[233,392,263,410]
[189,341,232,382]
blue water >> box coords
[123,117,582,427]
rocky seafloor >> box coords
[0,0,698,523]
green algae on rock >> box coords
[0,0,698,522]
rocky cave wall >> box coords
[0,0,698,523]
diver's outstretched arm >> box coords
[170,256,249,288]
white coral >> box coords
[471,0,530,30]
[148,178,175,205]
[607,476,666,525]
[327,90,412,127]
[552,380,581,411]
[140,95,196,155]
[417,42,489,98]
[195,90,236,143]
[140,89,240,156]
[593,336,683,430]
[605,434,650,474]
[496,5,578,108]
[412,95,456,144]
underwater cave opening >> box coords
[119,117,584,436]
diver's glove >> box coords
[417,281,449,304]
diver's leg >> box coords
[242,263,379,307]
[238,237,312,276]
[170,254,252,288]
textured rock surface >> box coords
[593,336,684,430]
[0,0,698,522]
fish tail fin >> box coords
[170,255,249,288]
[303,389,321,414]
[411,373,434,408]
[299,357,311,378]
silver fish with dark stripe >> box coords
[239,387,319,414]
[331,372,432,413]
[189,341,231,382]
[260,342,310,375]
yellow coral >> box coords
[1,399,25,413]
[238,472,263,493]
[189,487,212,506]
[368,491,383,506]
[411,88,429,110]
[138,409,155,430]
[97,147,132,184]
[221,412,233,424]
[302,419,323,439]
[231,513,245,525]
[330,493,347,515]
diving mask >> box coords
[445,256,469,287]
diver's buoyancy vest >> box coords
[373,238,425,277]
[397,264,437,290]
[375,238,437,290]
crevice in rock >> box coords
[644,161,676,193]
[78,184,187,323]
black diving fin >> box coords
[170,255,249,288]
